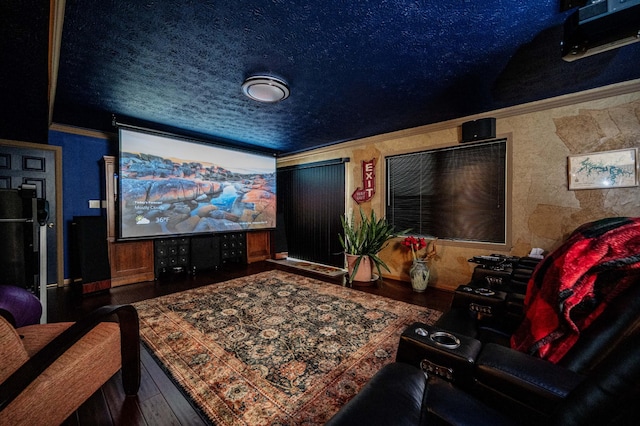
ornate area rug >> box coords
[133,270,441,425]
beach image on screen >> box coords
[118,128,276,239]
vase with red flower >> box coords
[402,236,437,292]
[409,259,430,292]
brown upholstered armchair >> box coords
[0,304,140,425]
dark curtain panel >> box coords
[277,159,347,267]
[386,139,506,244]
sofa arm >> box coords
[0,304,140,411]
[474,343,585,419]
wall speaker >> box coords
[461,118,496,143]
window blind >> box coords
[386,139,507,244]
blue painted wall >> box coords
[48,129,117,279]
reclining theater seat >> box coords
[435,216,640,374]
[471,217,640,422]
[425,217,640,421]
[0,303,140,425]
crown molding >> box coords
[49,122,115,139]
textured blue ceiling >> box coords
[51,0,640,154]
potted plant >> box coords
[339,208,407,284]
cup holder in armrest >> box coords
[430,331,461,349]
[474,287,495,296]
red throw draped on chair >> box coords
[511,217,640,362]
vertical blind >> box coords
[277,159,347,267]
[386,139,507,244]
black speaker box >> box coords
[71,216,111,294]
[461,118,496,142]
[191,235,220,272]
[274,212,288,254]
[154,237,190,277]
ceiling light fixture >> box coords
[242,75,290,103]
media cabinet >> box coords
[154,232,248,278]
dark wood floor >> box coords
[51,261,453,425]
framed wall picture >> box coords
[568,148,638,190]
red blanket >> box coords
[511,217,640,362]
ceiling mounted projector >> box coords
[562,0,640,61]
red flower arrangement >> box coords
[401,236,438,261]
[402,236,426,260]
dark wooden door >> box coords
[0,142,59,285]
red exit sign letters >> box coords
[352,158,375,204]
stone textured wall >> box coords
[279,91,640,290]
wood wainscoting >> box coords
[103,156,155,286]
[246,230,272,263]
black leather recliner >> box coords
[468,278,640,423]
[426,218,640,421]
[436,262,640,377]
[412,274,640,422]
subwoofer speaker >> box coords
[71,216,111,294]
[461,118,496,142]
[191,235,220,272]
[274,212,288,254]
